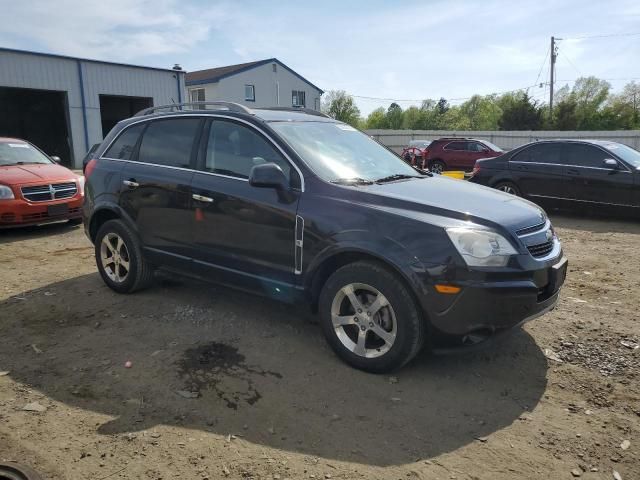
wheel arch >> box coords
[306,247,424,317]
[88,205,136,243]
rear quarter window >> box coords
[104,123,145,160]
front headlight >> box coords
[0,185,15,200]
[446,227,518,267]
[77,176,85,194]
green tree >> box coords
[402,106,424,129]
[321,90,361,127]
[459,94,502,130]
[365,107,388,129]
[553,97,578,130]
[498,92,542,130]
[572,76,611,129]
[436,97,450,115]
[386,103,403,129]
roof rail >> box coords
[134,101,254,117]
[259,106,331,118]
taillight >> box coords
[85,158,98,179]
[471,163,481,176]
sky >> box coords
[1,0,639,116]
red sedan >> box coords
[0,138,84,228]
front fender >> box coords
[304,231,430,300]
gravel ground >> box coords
[0,214,638,480]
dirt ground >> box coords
[0,214,638,480]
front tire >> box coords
[429,160,445,174]
[318,261,426,373]
[94,219,154,293]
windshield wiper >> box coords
[374,173,422,183]
[330,177,374,186]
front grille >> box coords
[527,241,554,258]
[516,222,545,236]
[21,182,78,202]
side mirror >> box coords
[603,158,618,168]
[51,156,61,163]
[249,163,288,190]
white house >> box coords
[186,58,323,110]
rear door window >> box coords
[444,141,466,151]
[512,143,562,164]
[137,118,201,168]
[563,144,609,168]
[104,123,145,160]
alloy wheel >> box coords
[498,185,517,195]
[100,232,131,283]
[430,163,444,174]
[330,283,397,358]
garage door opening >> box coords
[99,95,153,137]
[0,87,72,166]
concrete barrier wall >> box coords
[365,129,640,153]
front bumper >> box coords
[426,255,568,338]
[0,196,83,228]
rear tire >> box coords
[429,160,445,174]
[318,261,426,373]
[494,181,520,196]
[95,219,154,293]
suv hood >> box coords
[0,163,78,186]
[362,176,545,232]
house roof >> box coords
[186,58,323,94]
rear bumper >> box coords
[426,256,568,338]
[0,196,83,228]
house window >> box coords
[245,85,255,102]
[189,88,205,103]
[292,90,306,107]
[272,63,277,73]
[189,88,205,109]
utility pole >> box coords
[550,36,557,119]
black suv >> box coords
[83,102,567,372]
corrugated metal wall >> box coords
[366,129,640,153]
[0,49,185,167]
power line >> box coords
[349,77,640,108]
[562,31,640,40]
[351,84,538,104]
[533,45,550,88]
[558,51,582,77]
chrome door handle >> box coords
[123,180,139,188]
[192,193,214,203]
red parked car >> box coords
[401,140,431,167]
[423,138,503,173]
[0,137,84,228]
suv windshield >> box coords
[270,122,420,182]
[0,142,52,166]
[603,142,640,168]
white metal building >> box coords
[186,58,323,111]
[0,48,186,168]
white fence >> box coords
[365,129,640,153]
